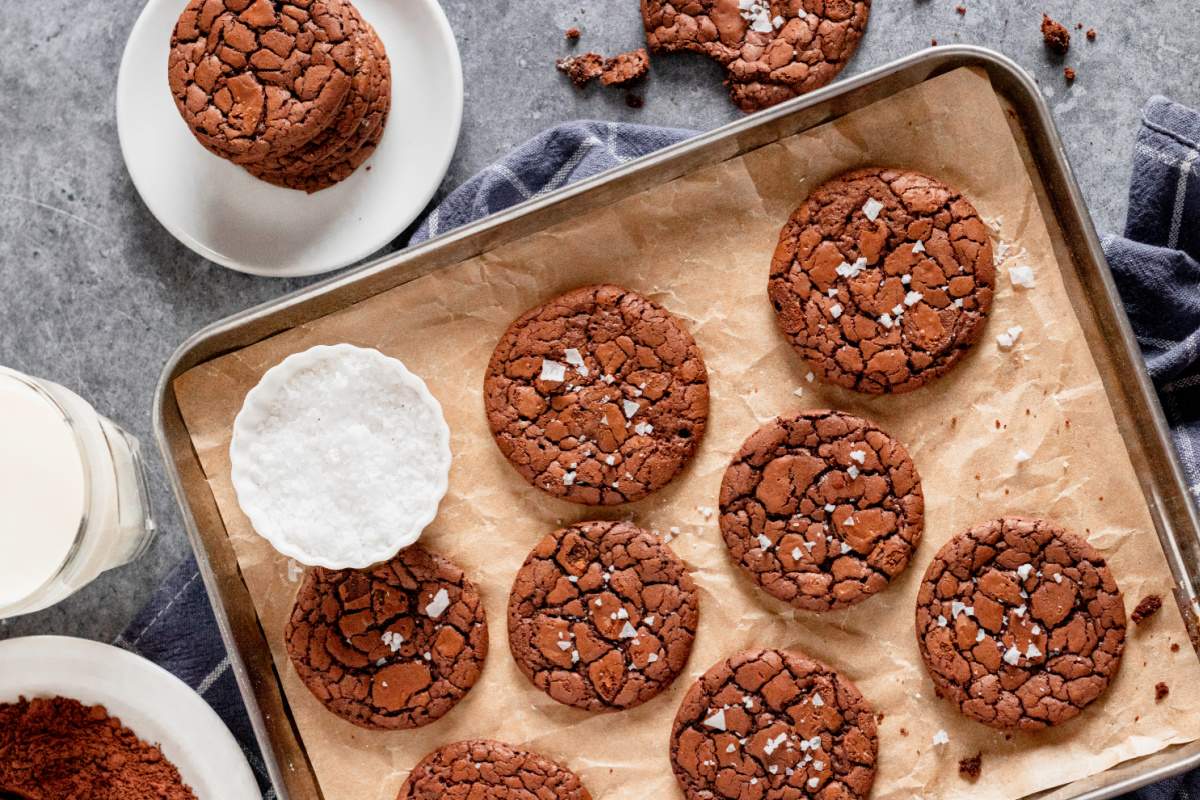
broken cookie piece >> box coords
[959,753,983,781]
[556,52,605,88]
[601,48,650,87]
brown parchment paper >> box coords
[173,67,1200,800]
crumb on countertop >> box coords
[565,27,581,40]
[1132,594,1163,625]
[1041,14,1071,53]
[1064,67,1076,82]
[1171,642,1181,653]
[931,38,939,46]
[1087,27,1097,40]
[959,753,982,781]
[956,4,966,14]
[625,93,644,109]
[1156,682,1170,702]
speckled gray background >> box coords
[1,1,1198,642]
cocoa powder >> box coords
[0,696,196,800]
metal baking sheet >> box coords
[154,46,1200,800]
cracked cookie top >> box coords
[284,545,487,730]
[670,649,878,800]
[507,520,700,712]
[168,0,358,164]
[398,739,592,800]
[915,517,1127,731]
[483,284,710,506]
[720,410,923,612]
[642,0,871,112]
[768,167,995,394]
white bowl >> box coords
[0,636,259,799]
[116,0,463,277]
[230,344,452,569]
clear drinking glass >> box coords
[0,367,156,618]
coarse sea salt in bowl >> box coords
[229,344,451,569]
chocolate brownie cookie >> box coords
[507,520,700,711]
[915,517,1127,731]
[168,0,359,164]
[642,0,871,112]
[484,285,710,505]
[244,5,379,176]
[285,545,488,730]
[398,740,592,800]
[670,649,878,800]
[769,167,995,394]
[720,410,923,611]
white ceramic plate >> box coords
[116,0,463,277]
[0,636,260,799]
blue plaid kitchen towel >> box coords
[118,109,1200,798]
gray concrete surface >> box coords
[1,1,1198,642]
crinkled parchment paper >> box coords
[173,67,1200,800]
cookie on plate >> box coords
[398,739,592,800]
[642,0,871,112]
[168,0,359,164]
[284,545,487,730]
[670,649,878,800]
[484,284,710,506]
[248,9,393,192]
[915,516,1127,730]
[508,520,700,711]
[768,167,995,394]
[720,410,924,611]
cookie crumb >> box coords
[1132,594,1163,625]
[565,27,581,40]
[955,5,966,14]
[556,53,604,88]
[958,753,982,781]
[1171,642,1181,653]
[1087,28,1097,41]
[601,48,650,87]
[931,38,939,46]
[900,727,909,736]
[625,93,645,109]
[1041,14,1071,53]
[1064,67,1076,82]
[1156,682,1170,702]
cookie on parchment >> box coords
[168,0,359,164]
[484,284,710,506]
[284,545,487,730]
[642,0,871,112]
[915,516,1127,731]
[670,649,878,800]
[768,167,995,394]
[719,410,924,611]
[398,739,592,800]
[507,520,700,712]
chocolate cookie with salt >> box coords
[642,0,871,113]
[670,649,878,800]
[285,545,487,730]
[483,284,709,505]
[720,410,924,611]
[507,520,699,711]
[915,517,1127,730]
[769,167,995,394]
[398,739,592,800]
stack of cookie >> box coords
[168,0,391,193]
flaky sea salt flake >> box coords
[541,359,567,382]
[863,198,884,221]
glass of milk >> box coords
[0,367,156,618]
